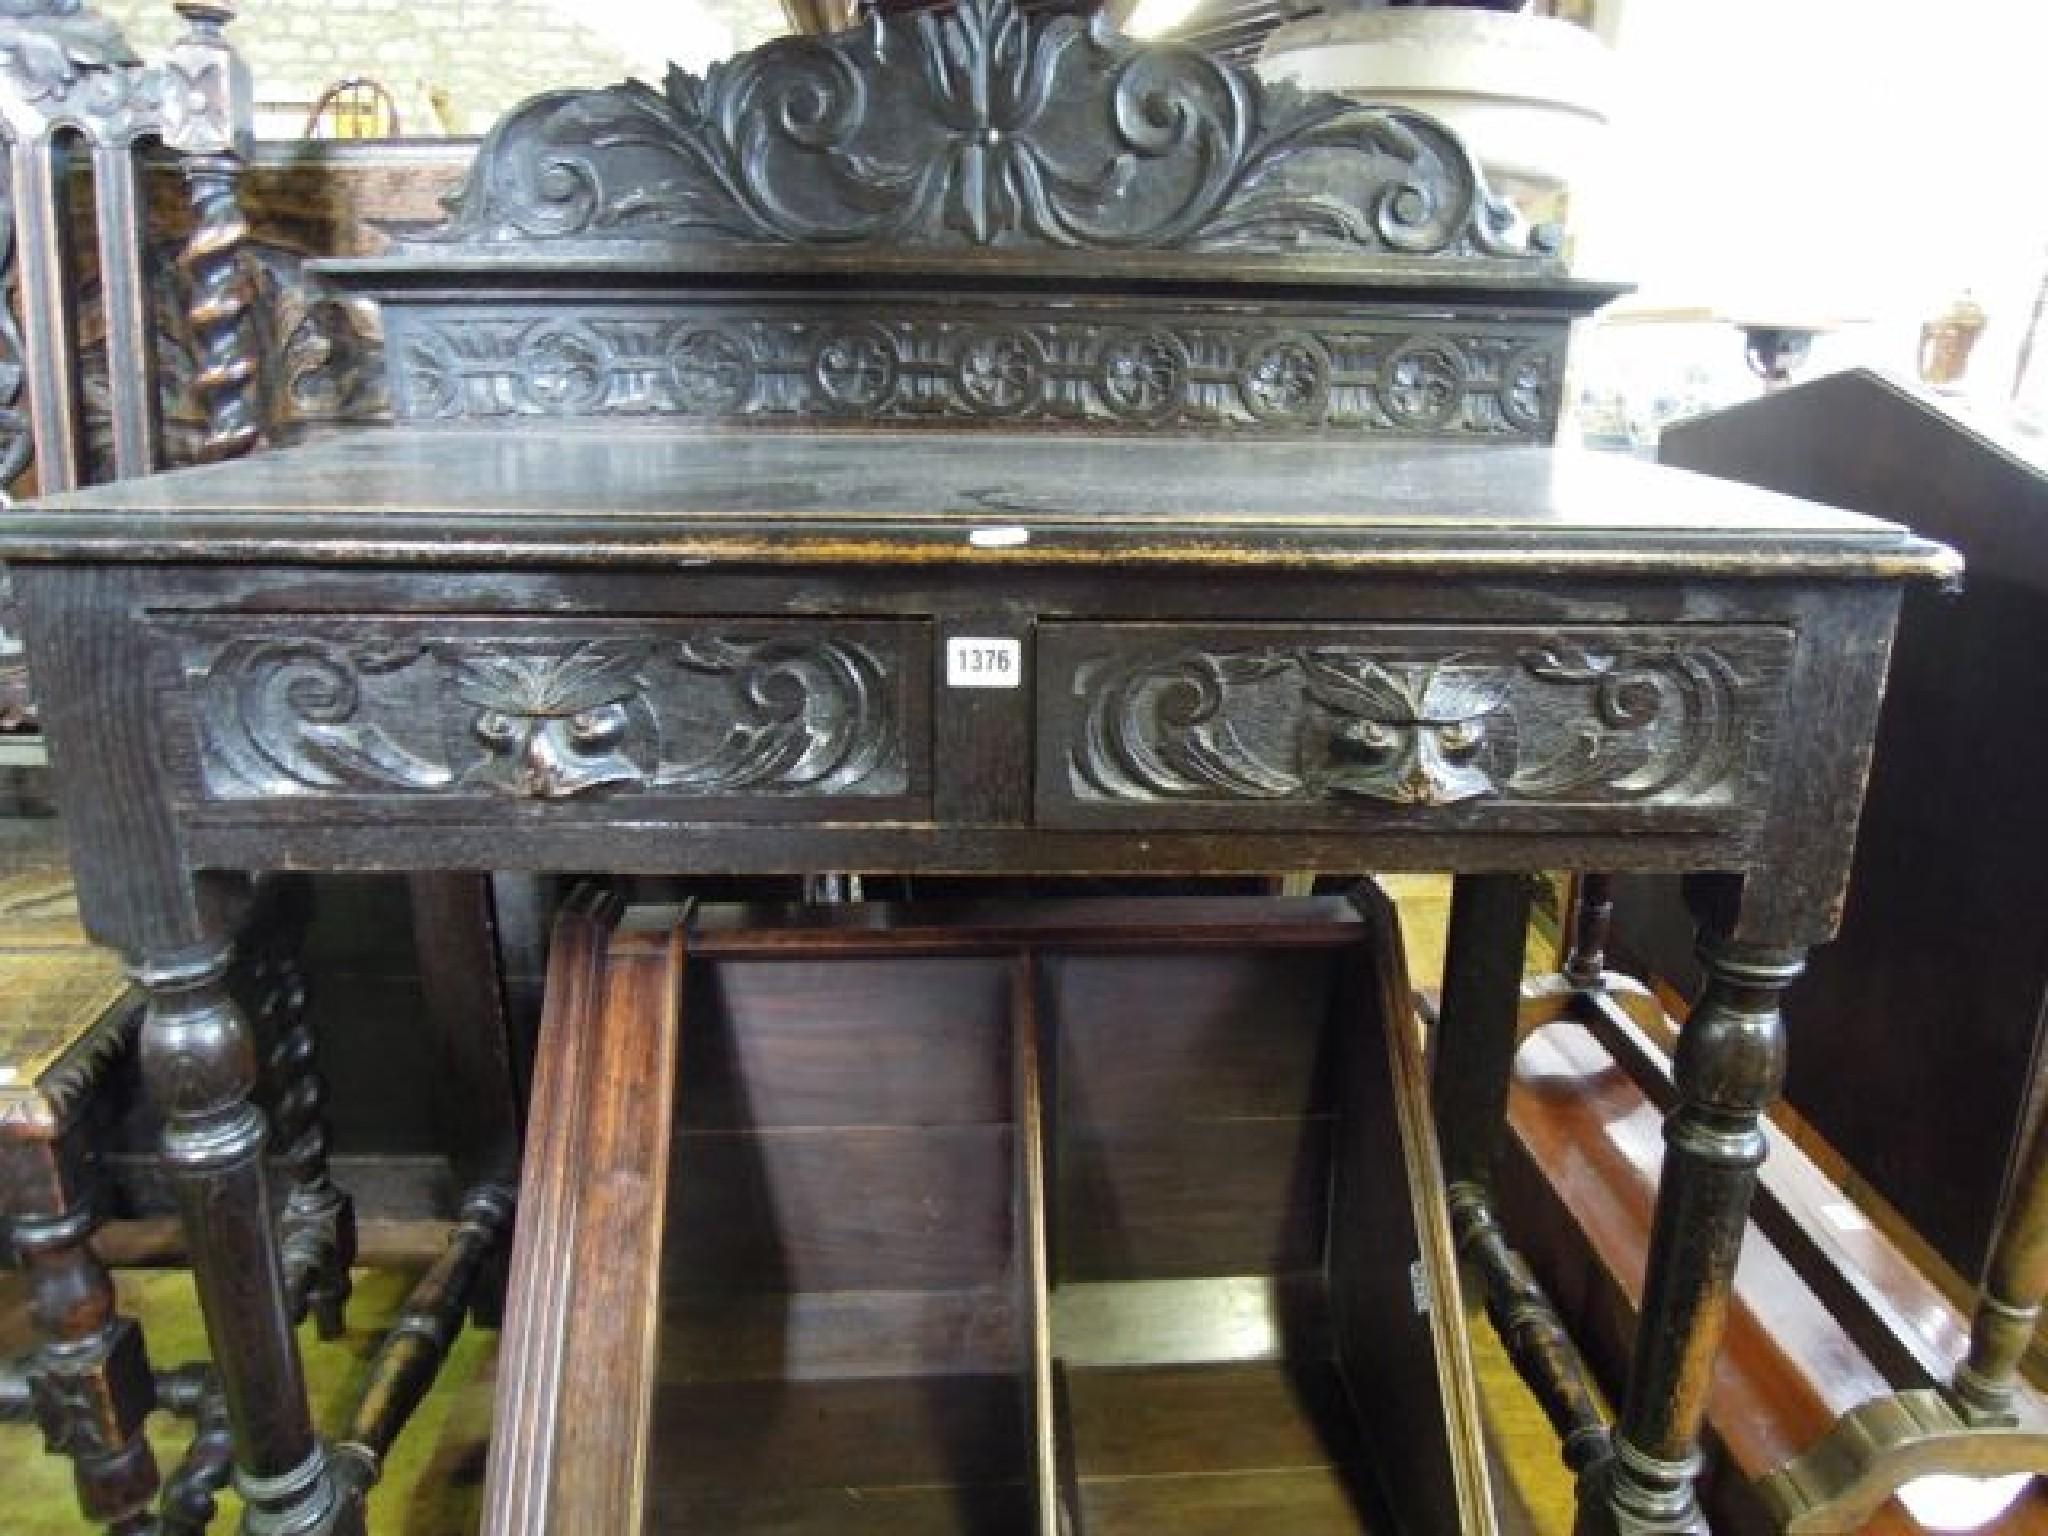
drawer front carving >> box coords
[159,619,922,807]
[1040,623,1795,827]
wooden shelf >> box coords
[484,891,1495,1534]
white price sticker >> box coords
[947,637,1022,689]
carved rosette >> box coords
[386,309,1563,436]
[427,0,1553,263]
[174,626,909,802]
[1067,633,1789,811]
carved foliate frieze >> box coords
[1048,625,1795,816]
[387,307,1564,436]
[430,0,1553,262]
[162,622,916,804]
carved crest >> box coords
[428,0,1553,263]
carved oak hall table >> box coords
[0,3,1958,1531]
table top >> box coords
[3,429,1958,582]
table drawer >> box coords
[1036,622,1796,832]
[155,616,927,815]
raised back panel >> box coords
[667,953,1017,1298]
[317,0,1619,442]
[1050,947,1339,1281]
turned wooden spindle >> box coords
[1954,1111,2048,1423]
[1564,872,1617,988]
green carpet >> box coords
[1,1266,499,1535]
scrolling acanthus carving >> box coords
[181,630,906,802]
[1071,636,1783,810]
[431,0,1551,261]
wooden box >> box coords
[483,887,1493,1533]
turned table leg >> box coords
[1955,1102,2048,1423]
[136,937,354,1536]
[9,1189,159,1533]
[1434,874,1614,1486]
[1588,936,1804,1535]
[1432,873,1535,1190]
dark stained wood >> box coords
[1056,1119,1332,1281]
[659,1287,1021,1383]
[1432,873,1536,1189]
[1329,885,1499,1536]
[1047,949,1337,1122]
[652,1374,1030,1499]
[330,1183,514,1506]
[651,1484,1040,1536]
[7,429,1953,576]
[408,872,522,1188]
[482,887,642,1534]
[541,922,684,1530]
[1012,956,1060,1536]
[677,955,1012,1130]
[1075,1465,1383,1536]
[1065,1359,1368,1478]
[668,1126,1017,1293]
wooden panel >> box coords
[668,1126,1015,1293]
[652,1484,1039,1535]
[1065,1360,1365,1477]
[482,891,685,1536]
[1048,950,1335,1122]
[1063,1361,1390,1534]
[1328,891,1497,1536]
[150,614,929,818]
[1055,1119,1332,1281]
[1037,621,1795,834]
[551,936,686,1530]
[661,1288,1020,1382]
[1052,1274,1331,1369]
[1075,1467,1379,1536]
[650,1375,1029,1497]
[678,956,1011,1129]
